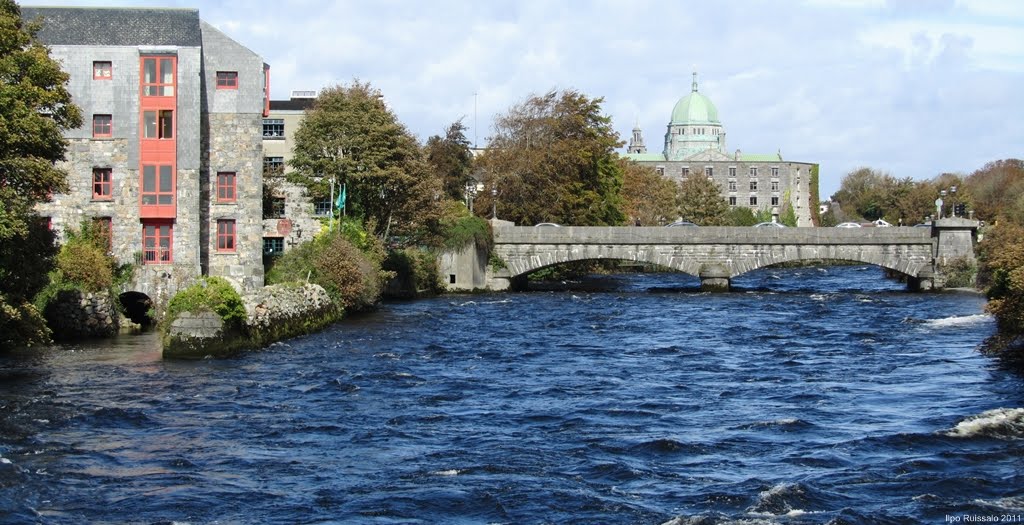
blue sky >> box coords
[21,0,1024,198]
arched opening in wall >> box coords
[119,291,154,326]
[517,259,700,292]
[730,260,910,293]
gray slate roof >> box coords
[21,7,201,47]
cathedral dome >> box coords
[670,90,719,125]
[670,72,719,125]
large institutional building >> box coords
[25,7,269,307]
[625,74,817,226]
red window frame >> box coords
[92,168,112,200]
[93,61,112,79]
[93,217,112,253]
[92,114,112,137]
[217,219,236,252]
[142,221,172,264]
[141,56,176,97]
[140,164,175,217]
[216,172,236,202]
[216,71,238,89]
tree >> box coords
[677,174,728,225]
[962,159,1024,223]
[425,119,474,203]
[831,167,892,221]
[474,89,625,226]
[288,81,443,243]
[620,160,677,225]
[0,0,82,349]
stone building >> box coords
[25,7,269,312]
[260,91,327,256]
[625,73,817,226]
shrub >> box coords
[164,277,247,328]
[441,213,491,253]
[977,222,1024,335]
[941,256,977,288]
[312,234,383,311]
[55,238,113,292]
[384,248,443,297]
[0,294,51,350]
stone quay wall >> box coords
[45,290,121,339]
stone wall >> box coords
[163,309,246,359]
[44,290,120,339]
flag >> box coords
[335,183,346,212]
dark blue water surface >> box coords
[2,266,1023,524]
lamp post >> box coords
[949,185,958,217]
[491,186,498,219]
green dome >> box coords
[670,90,719,125]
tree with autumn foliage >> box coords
[474,89,625,226]
[0,0,82,349]
[677,173,728,226]
[620,160,678,225]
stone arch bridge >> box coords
[490,218,979,291]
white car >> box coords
[836,222,862,228]
[754,222,786,228]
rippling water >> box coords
[1,265,1022,524]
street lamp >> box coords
[491,185,498,219]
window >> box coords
[263,119,284,138]
[93,61,112,79]
[682,167,690,177]
[93,217,112,253]
[729,167,736,177]
[728,180,737,192]
[92,114,112,137]
[656,167,665,176]
[314,197,332,216]
[141,165,174,206]
[142,110,173,139]
[771,196,780,206]
[92,168,112,200]
[729,196,737,206]
[749,196,758,206]
[265,196,285,219]
[749,180,758,191]
[141,56,175,96]
[705,167,713,177]
[216,219,236,252]
[263,237,284,256]
[771,180,780,191]
[771,167,779,177]
[216,71,238,89]
[142,221,172,264]
[216,172,236,203]
[749,167,758,177]
[263,156,284,176]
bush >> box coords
[164,277,247,328]
[941,256,977,288]
[384,248,443,297]
[0,294,51,350]
[55,238,113,291]
[312,234,383,311]
[441,213,491,253]
[977,222,1024,335]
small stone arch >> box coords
[119,291,154,325]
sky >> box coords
[20,0,1024,198]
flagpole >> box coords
[329,177,335,233]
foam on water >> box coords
[945,408,1024,439]
[922,314,992,329]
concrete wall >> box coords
[438,242,490,291]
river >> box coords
[1,265,1022,524]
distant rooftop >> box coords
[22,7,202,47]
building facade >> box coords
[261,91,327,256]
[625,74,817,226]
[26,7,269,307]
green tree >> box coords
[962,159,1024,223]
[425,119,474,203]
[724,206,758,226]
[831,167,892,221]
[620,159,677,225]
[677,173,727,225]
[475,89,625,226]
[0,0,82,349]
[288,81,443,243]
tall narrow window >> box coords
[93,61,112,79]
[682,167,690,177]
[771,180,780,191]
[92,114,112,137]
[729,166,736,177]
[217,219,236,252]
[705,167,713,177]
[92,168,112,200]
[729,196,737,206]
[749,196,758,206]
[93,217,112,253]
[217,172,236,203]
[750,180,758,191]
[771,196,780,206]
[728,180,737,192]
[142,222,172,264]
[771,167,779,177]
[216,71,238,89]
[749,167,758,177]
[141,57,175,96]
